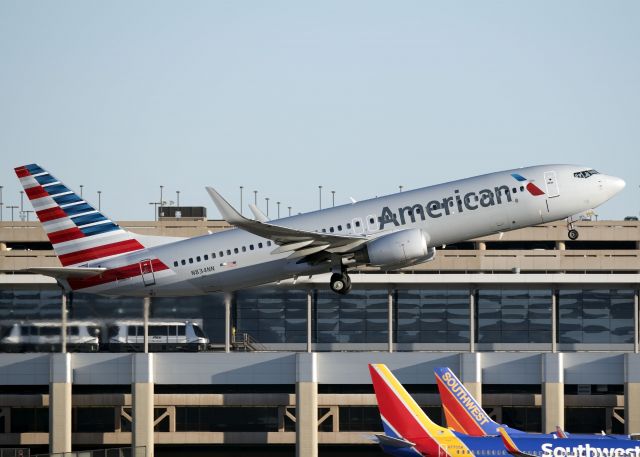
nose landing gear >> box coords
[567,217,579,240]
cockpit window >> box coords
[573,169,599,178]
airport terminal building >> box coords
[0,218,639,457]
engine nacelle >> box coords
[356,228,431,267]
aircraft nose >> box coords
[607,176,626,194]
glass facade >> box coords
[236,289,308,343]
[175,406,279,432]
[0,286,636,348]
[477,288,551,343]
[559,289,635,344]
[315,290,388,344]
[501,406,541,432]
[396,289,469,343]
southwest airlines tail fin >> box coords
[434,367,503,436]
[369,363,447,456]
[14,164,146,267]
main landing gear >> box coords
[567,217,579,240]
[330,272,352,295]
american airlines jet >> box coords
[14,164,624,297]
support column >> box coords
[296,353,318,457]
[224,292,232,352]
[132,353,154,457]
[469,289,476,353]
[551,289,558,353]
[624,353,640,435]
[61,292,67,354]
[49,353,72,454]
[143,296,150,353]
[460,353,482,404]
[388,289,394,353]
[542,353,564,433]
[634,289,639,354]
[307,289,313,353]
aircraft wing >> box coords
[498,427,537,457]
[21,267,107,280]
[206,187,368,255]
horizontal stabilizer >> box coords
[22,267,107,279]
[498,427,537,457]
[374,434,416,449]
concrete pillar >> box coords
[634,289,639,354]
[551,289,558,353]
[469,289,476,353]
[0,242,7,251]
[624,353,640,435]
[143,296,150,353]
[477,242,486,250]
[49,353,72,454]
[60,293,67,354]
[542,353,564,433]
[307,289,313,353]
[224,292,232,352]
[460,353,482,405]
[556,241,566,251]
[132,353,154,457]
[296,353,318,457]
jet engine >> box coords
[354,228,433,267]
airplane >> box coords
[14,163,625,297]
[434,366,630,440]
[368,364,639,457]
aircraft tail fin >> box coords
[434,366,499,436]
[14,164,146,267]
[369,363,446,452]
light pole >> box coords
[288,206,292,217]
[97,191,102,211]
[277,201,281,218]
[80,185,84,198]
[240,186,244,215]
[176,190,180,207]
[8,205,18,222]
[265,198,270,217]
[19,190,24,212]
[149,202,159,221]
[24,210,33,221]
[0,185,3,221]
[318,185,322,210]
[331,190,335,207]
[254,190,258,206]
[160,185,164,210]
[399,185,403,192]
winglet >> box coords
[249,204,269,222]
[206,187,248,225]
[555,426,568,438]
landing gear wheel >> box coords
[330,272,351,295]
[568,229,579,240]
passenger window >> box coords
[322,228,326,233]
[181,259,186,265]
[173,261,178,267]
[242,246,246,252]
[355,221,361,227]
[227,249,231,255]
[329,227,334,233]
[234,248,239,254]
[250,244,254,250]
[212,252,216,258]
[267,241,272,246]
[520,186,524,191]
[204,254,209,260]
[512,188,517,193]
[347,223,351,229]
[258,242,263,248]
[188,258,193,264]
[219,251,224,257]
[196,256,201,262]
[369,217,374,224]
[337,225,342,231]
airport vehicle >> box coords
[0,320,100,352]
[15,163,624,296]
[369,364,639,457]
[434,366,629,440]
[107,320,208,352]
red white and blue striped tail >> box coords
[14,163,146,267]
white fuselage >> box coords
[79,164,624,296]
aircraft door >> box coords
[544,171,560,198]
[139,259,156,286]
[352,217,364,234]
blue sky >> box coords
[1,1,638,221]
